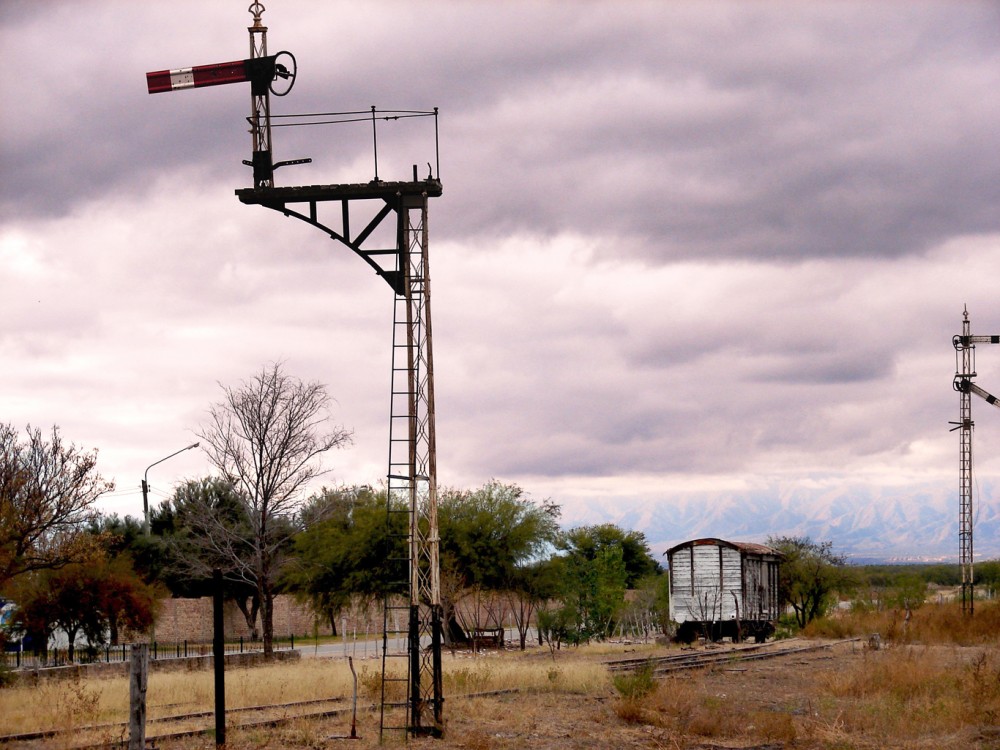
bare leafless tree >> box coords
[0,423,113,588]
[196,363,352,655]
[693,586,722,641]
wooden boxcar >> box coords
[667,538,782,643]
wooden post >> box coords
[213,568,226,747]
[128,643,149,750]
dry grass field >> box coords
[4,603,1000,749]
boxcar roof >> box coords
[664,537,782,558]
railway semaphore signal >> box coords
[145,2,304,189]
[145,3,443,739]
[145,52,296,96]
[951,305,1000,616]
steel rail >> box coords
[0,689,522,749]
[607,638,863,676]
[0,695,347,745]
[605,638,798,671]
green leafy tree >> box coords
[885,573,928,611]
[10,552,157,659]
[283,480,559,648]
[767,536,853,628]
[87,514,166,586]
[438,481,560,590]
[975,560,1000,599]
[283,485,405,634]
[624,572,671,636]
[437,481,560,645]
[922,564,962,587]
[537,602,581,652]
[556,541,628,641]
[547,524,660,642]
[558,524,662,588]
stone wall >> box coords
[152,594,383,642]
[151,592,536,643]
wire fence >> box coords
[1,636,297,671]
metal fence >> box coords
[2,635,297,671]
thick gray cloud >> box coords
[2,1,1000,558]
[7,2,1000,260]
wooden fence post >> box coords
[128,643,149,750]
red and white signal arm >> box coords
[146,60,251,94]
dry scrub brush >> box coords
[804,599,1000,645]
[612,674,797,745]
[612,644,1000,749]
[0,658,364,736]
[816,645,1000,737]
[1,674,120,736]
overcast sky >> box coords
[3,1,1000,555]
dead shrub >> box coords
[452,727,496,750]
[748,709,797,742]
[612,662,656,700]
[805,600,1000,647]
[623,677,751,739]
[962,649,1000,725]
[613,696,653,725]
[815,646,972,738]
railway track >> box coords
[0,689,525,748]
[1,640,862,747]
[605,637,862,677]
[0,695,351,748]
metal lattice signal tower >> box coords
[384,195,443,737]
[951,305,1000,615]
[146,3,444,737]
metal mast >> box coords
[234,8,444,733]
[952,306,1000,616]
[145,3,444,737]
[388,194,443,736]
[247,2,273,188]
[953,307,975,614]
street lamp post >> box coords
[142,442,200,535]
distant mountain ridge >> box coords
[559,481,1000,565]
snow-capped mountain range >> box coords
[559,481,1000,564]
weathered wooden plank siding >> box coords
[693,544,723,621]
[740,557,780,620]
[668,539,781,626]
[668,545,695,623]
[670,543,737,622]
[720,545,743,620]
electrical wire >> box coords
[268,108,437,129]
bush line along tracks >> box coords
[0,639,860,748]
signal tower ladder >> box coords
[380,195,443,739]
